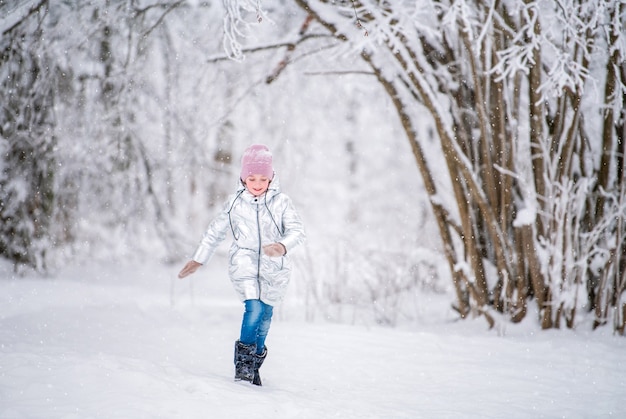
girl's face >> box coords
[244,174,271,197]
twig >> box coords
[351,0,369,36]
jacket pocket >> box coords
[229,247,257,278]
[262,253,287,273]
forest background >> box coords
[1,0,625,334]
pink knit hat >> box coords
[240,144,274,181]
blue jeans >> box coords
[239,299,274,355]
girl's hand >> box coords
[178,260,202,278]
[263,243,286,257]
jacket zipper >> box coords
[255,199,262,298]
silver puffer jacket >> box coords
[191,176,306,305]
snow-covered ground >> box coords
[1,257,624,419]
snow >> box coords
[1,257,624,419]
[513,206,536,227]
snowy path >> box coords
[1,259,624,419]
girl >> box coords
[178,144,306,386]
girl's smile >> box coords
[244,174,270,197]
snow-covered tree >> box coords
[3,0,624,334]
[0,0,57,271]
[221,0,626,331]
[1,1,235,266]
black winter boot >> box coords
[234,340,256,382]
[252,347,267,386]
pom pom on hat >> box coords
[240,144,274,181]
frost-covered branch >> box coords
[222,0,269,60]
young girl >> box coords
[178,144,306,386]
